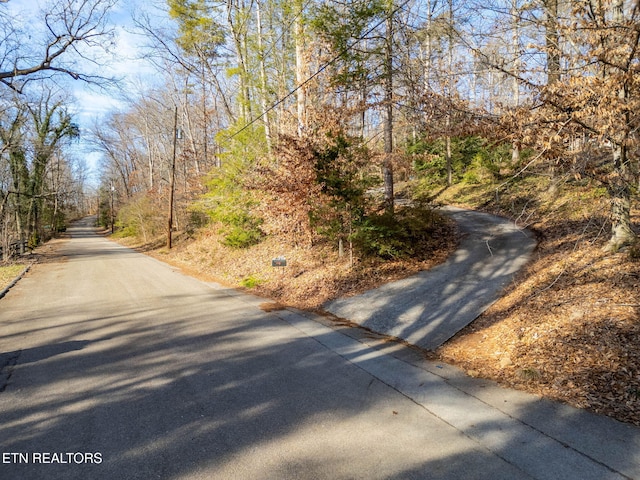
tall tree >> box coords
[0,104,29,254]
[470,0,639,249]
[311,0,397,211]
[167,0,225,168]
[543,0,561,87]
[598,0,638,249]
[25,92,79,244]
[382,0,395,212]
[0,91,79,247]
[255,0,273,152]
[294,0,307,136]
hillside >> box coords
[118,173,640,426]
[137,208,459,311]
[434,176,640,426]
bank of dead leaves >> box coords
[437,187,640,427]
[161,217,456,311]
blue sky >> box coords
[72,0,166,180]
[72,2,161,121]
[5,0,167,183]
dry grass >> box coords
[0,264,27,291]
[146,214,457,311]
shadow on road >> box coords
[0,294,637,479]
[0,215,637,479]
[1,341,91,367]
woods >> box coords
[1,0,639,259]
[0,0,115,258]
[0,0,636,268]
[90,0,639,260]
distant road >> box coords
[0,216,636,480]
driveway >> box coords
[325,207,538,349]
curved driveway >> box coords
[325,207,538,350]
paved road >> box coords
[0,217,639,479]
[325,207,538,350]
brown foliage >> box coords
[251,107,373,247]
[251,134,322,246]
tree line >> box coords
[98,0,639,256]
[2,0,638,262]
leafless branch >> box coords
[0,0,118,92]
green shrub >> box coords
[351,213,407,259]
[351,206,448,259]
[194,160,264,249]
[409,135,510,185]
[221,222,263,249]
[240,274,262,288]
[112,225,138,238]
[186,210,210,237]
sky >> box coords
[5,0,168,185]
[72,3,160,121]
[74,0,167,182]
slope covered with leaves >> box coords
[144,208,457,311]
[434,175,640,426]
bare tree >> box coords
[0,0,118,92]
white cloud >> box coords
[67,1,163,126]
[72,89,124,121]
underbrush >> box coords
[352,205,452,259]
[121,207,457,310]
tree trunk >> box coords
[444,0,454,187]
[605,0,636,251]
[544,0,560,86]
[295,0,306,136]
[168,106,178,249]
[382,2,395,215]
[227,1,251,122]
[511,0,521,164]
[200,61,207,173]
[256,0,273,152]
[607,146,636,250]
[445,132,452,186]
[16,208,24,255]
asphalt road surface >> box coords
[0,217,638,480]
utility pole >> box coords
[168,106,179,249]
[110,182,114,234]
